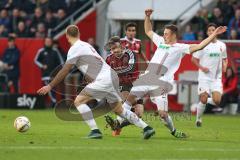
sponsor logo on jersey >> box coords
[158,44,170,50]
[209,53,220,57]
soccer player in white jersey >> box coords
[192,23,228,127]
[37,25,155,139]
[111,9,226,138]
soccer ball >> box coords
[14,116,31,132]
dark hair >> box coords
[66,25,79,38]
[8,36,15,42]
[105,36,121,50]
[45,37,53,42]
[164,24,178,36]
[207,23,217,29]
[125,22,137,31]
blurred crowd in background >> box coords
[0,0,88,38]
[183,0,240,40]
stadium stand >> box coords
[0,0,94,38]
[184,0,240,40]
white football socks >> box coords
[117,101,132,123]
[119,108,148,129]
[162,115,175,132]
[77,104,98,130]
[196,102,206,122]
[207,98,216,106]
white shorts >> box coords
[150,94,168,111]
[81,72,122,104]
[198,79,223,95]
[130,76,173,111]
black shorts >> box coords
[119,84,133,92]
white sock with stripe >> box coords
[77,104,98,130]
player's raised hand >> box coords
[37,85,52,95]
[214,26,227,35]
[145,9,153,17]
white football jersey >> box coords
[146,33,190,81]
[193,40,227,81]
[66,40,112,81]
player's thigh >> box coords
[130,76,152,99]
[128,85,148,105]
[133,104,144,117]
[130,85,149,99]
[121,91,130,101]
[119,84,132,101]
[74,94,93,107]
[210,80,222,104]
[212,91,222,105]
[198,81,210,96]
[106,89,122,105]
[80,81,109,103]
[199,92,209,104]
[110,101,123,114]
[103,72,124,104]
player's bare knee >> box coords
[126,94,137,105]
[200,93,208,104]
[74,95,90,107]
[114,108,123,115]
[121,91,129,101]
[74,98,81,107]
[111,102,123,114]
[159,110,168,119]
[212,93,222,105]
[134,104,144,117]
[213,98,221,106]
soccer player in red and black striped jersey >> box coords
[105,36,144,136]
[120,22,149,78]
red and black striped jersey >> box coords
[120,37,142,79]
[106,49,138,85]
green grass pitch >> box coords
[0,109,240,160]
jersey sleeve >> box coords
[66,48,78,64]
[222,43,227,59]
[152,32,165,46]
[192,49,202,59]
[180,43,191,55]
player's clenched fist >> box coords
[145,9,153,17]
[214,26,227,35]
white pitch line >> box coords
[0,146,145,151]
[140,159,239,160]
[0,146,240,153]
[176,148,240,152]
[140,159,206,160]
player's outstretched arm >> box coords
[144,9,154,40]
[189,26,227,54]
[37,63,74,95]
